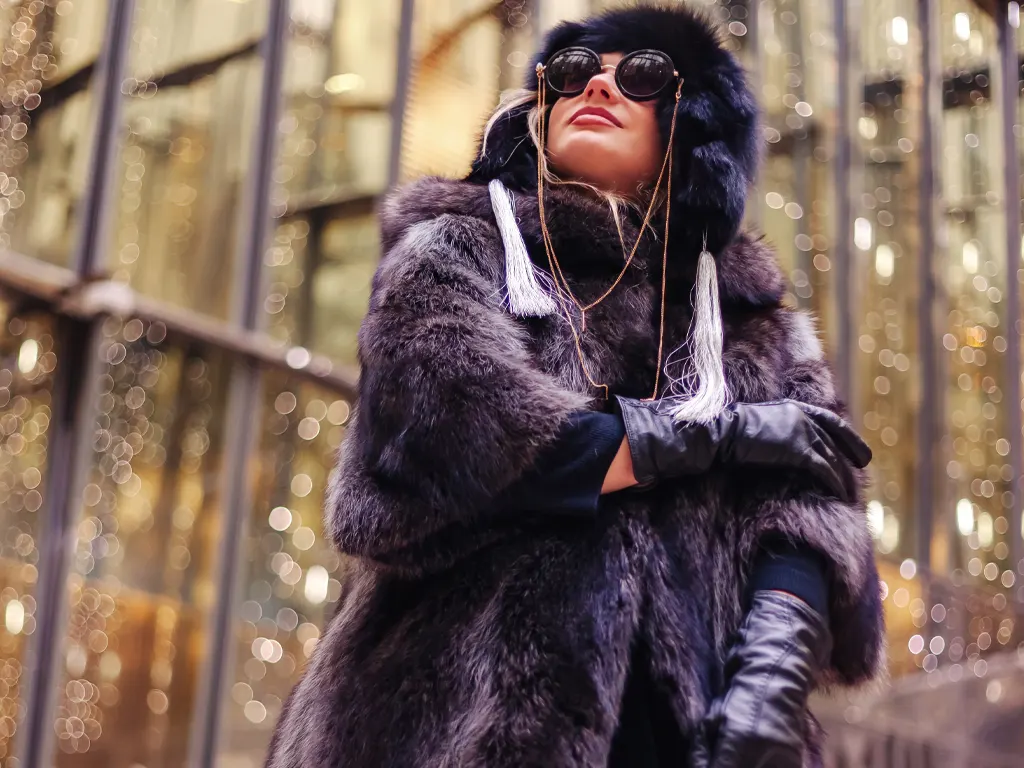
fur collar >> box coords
[379,176,785,310]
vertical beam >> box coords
[71,0,135,278]
[19,319,106,768]
[189,363,263,768]
[833,0,855,404]
[21,1,136,764]
[232,0,290,331]
[388,0,416,188]
[998,2,1024,585]
[915,0,942,569]
[191,2,289,766]
[788,2,812,313]
[745,0,763,232]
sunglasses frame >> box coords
[537,46,681,102]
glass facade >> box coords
[0,300,59,764]
[0,1,1022,766]
[0,0,107,265]
[110,0,268,320]
[54,321,232,765]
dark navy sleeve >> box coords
[495,411,626,516]
[747,537,829,617]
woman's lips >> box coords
[569,107,623,128]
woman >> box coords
[268,6,884,767]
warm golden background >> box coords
[0,0,1022,766]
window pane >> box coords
[0,1,107,265]
[264,206,378,368]
[855,0,922,562]
[0,299,59,763]
[54,320,231,767]
[937,1,1011,593]
[755,0,839,343]
[264,0,404,365]
[399,1,509,180]
[216,373,352,767]
[274,0,401,206]
[107,0,267,320]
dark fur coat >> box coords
[267,6,884,767]
[266,179,885,768]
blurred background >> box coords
[0,0,1022,766]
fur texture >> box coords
[268,6,883,767]
[266,179,885,768]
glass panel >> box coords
[855,0,922,562]
[107,0,267,320]
[399,1,513,180]
[264,206,379,367]
[937,1,1013,596]
[216,373,352,767]
[53,319,231,767]
[0,298,59,763]
[262,0,402,365]
[274,0,401,207]
[0,1,107,265]
[755,0,839,343]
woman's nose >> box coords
[585,70,618,101]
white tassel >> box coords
[669,248,729,424]
[488,179,557,317]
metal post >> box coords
[388,0,417,188]
[189,362,264,768]
[232,0,290,331]
[71,0,136,278]
[19,319,106,768]
[998,2,1024,585]
[745,0,763,232]
[19,1,137,764]
[833,0,855,405]
[915,0,942,570]
[190,2,289,765]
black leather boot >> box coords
[695,591,832,768]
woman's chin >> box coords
[550,141,633,185]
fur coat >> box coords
[267,6,884,767]
[265,179,885,768]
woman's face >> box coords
[546,52,664,197]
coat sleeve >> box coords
[736,312,886,687]
[325,212,589,572]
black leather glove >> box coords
[697,591,832,768]
[615,398,871,502]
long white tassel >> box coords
[670,248,729,424]
[488,179,557,317]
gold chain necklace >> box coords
[535,73,682,400]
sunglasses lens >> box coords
[546,48,601,95]
[617,51,674,99]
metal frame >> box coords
[17,1,136,765]
[998,1,1024,588]
[915,0,943,571]
[389,0,417,187]
[191,2,292,765]
[833,0,856,406]
[18,318,108,768]
[70,0,135,279]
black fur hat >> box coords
[467,3,760,257]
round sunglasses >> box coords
[538,47,681,102]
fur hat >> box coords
[468,3,760,257]
[469,4,761,421]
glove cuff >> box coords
[614,396,661,487]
